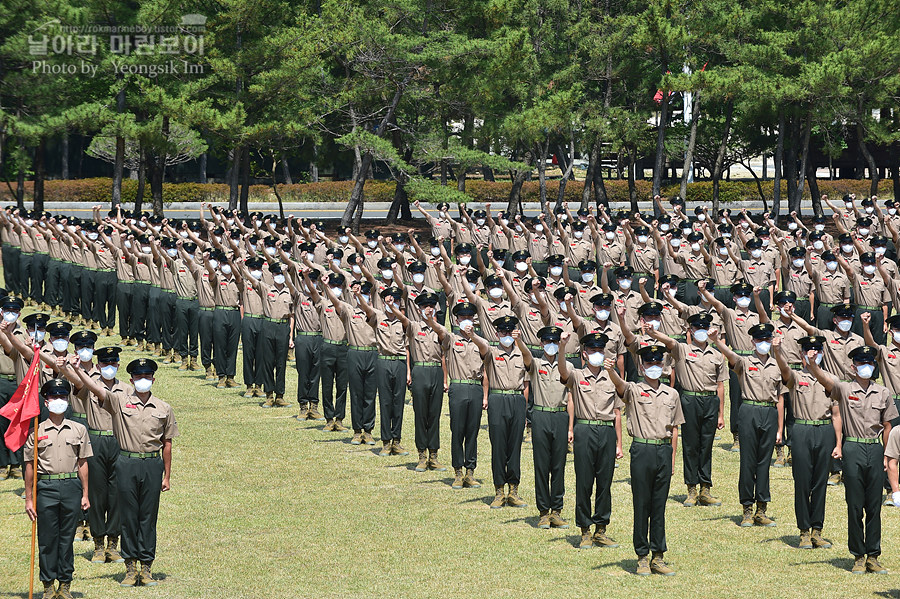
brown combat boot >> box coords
[579,527,593,549]
[120,559,138,586]
[740,504,754,527]
[774,445,786,468]
[538,510,550,529]
[322,419,335,431]
[811,528,832,548]
[463,469,481,488]
[523,424,532,444]
[451,468,464,489]
[42,581,55,599]
[8,465,22,479]
[224,376,239,388]
[243,385,255,398]
[57,581,74,599]
[827,472,842,486]
[91,537,106,563]
[730,433,740,452]
[650,552,675,576]
[0,466,7,480]
[427,450,447,471]
[683,485,698,507]
[216,376,227,389]
[204,366,216,380]
[866,555,888,574]
[391,440,409,456]
[306,404,324,420]
[106,536,124,563]
[350,431,363,445]
[81,522,91,541]
[333,420,346,431]
[753,501,776,527]
[798,529,812,549]
[261,393,275,408]
[415,451,428,472]
[187,356,197,371]
[297,403,309,420]
[362,431,376,445]
[592,525,619,548]
[636,555,651,576]
[139,561,158,586]
[506,484,528,508]
[178,356,189,371]
[549,510,569,529]
[489,487,506,509]
[274,394,288,407]
[379,441,392,457]
[162,350,175,364]
[698,484,722,506]
[851,555,867,574]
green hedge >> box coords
[0,177,886,205]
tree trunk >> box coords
[581,139,599,209]
[794,110,812,212]
[652,88,670,197]
[16,139,25,210]
[710,102,734,216]
[626,146,638,210]
[387,147,414,224]
[228,145,241,210]
[679,91,701,200]
[891,145,899,200]
[61,133,69,179]
[506,150,533,216]
[281,156,292,185]
[806,157,822,217]
[773,111,784,217]
[556,130,575,211]
[198,151,207,184]
[857,119,879,197]
[135,145,146,214]
[593,151,609,210]
[784,110,800,216]
[33,138,46,213]
[536,139,549,214]
[112,135,125,207]
[239,145,250,217]
[270,155,285,219]
[310,144,319,183]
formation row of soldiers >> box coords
[2,193,900,581]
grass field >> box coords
[2,323,900,599]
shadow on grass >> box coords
[592,558,638,574]
[503,515,541,527]
[458,495,493,506]
[874,591,900,598]
[414,477,455,487]
[801,557,856,571]
[700,513,744,526]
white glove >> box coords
[892,491,900,506]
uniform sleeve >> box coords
[829,380,848,404]
[885,427,900,460]
[102,390,120,414]
[77,424,94,459]
[715,352,729,383]
[23,426,35,463]
[163,405,180,440]
[783,369,798,390]
[620,381,636,404]
[614,332,625,356]
[671,392,686,428]
[732,355,745,376]
[882,394,900,424]
[670,343,685,362]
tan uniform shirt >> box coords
[23,419,92,475]
[577,318,625,359]
[369,310,407,357]
[214,274,240,308]
[262,285,293,321]
[830,381,899,439]
[783,266,813,298]
[340,301,375,347]
[79,373,132,432]
[319,300,346,342]
[172,259,198,298]
[852,273,889,308]
[294,292,321,333]
[784,369,835,421]
[877,343,900,396]
[774,318,806,366]
[629,244,658,275]
[740,258,775,288]
[678,251,709,280]
[474,297,513,343]
[671,342,728,393]
[528,357,568,408]
[621,381,684,440]
[484,344,525,391]
[513,301,545,347]
[566,367,621,421]
[813,329,865,380]
[102,390,180,453]
[811,267,850,304]
[732,354,783,403]
[407,321,442,363]
[628,334,674,377]
[721,308,760,353]
[884,426,900,459]
[443,333,483,381]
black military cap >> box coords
[511,250,530,262]
[492,249,508,262]
[389,232,405,243]
[658,215,672,224]
[327,272,346,287]
[831,303,855,318]
[580,332,609,349]
[436,202,450,212]
[774,291,797,304]
[269,263,284,275]
[1,296,24,311]
[454,242,474,255]
[694,206,705,215]
[212,226,225,236]
[524,277,545,292]
[857,217,873,227]
[364,229,380,239]
[359,280,373,294]
[860,252,876,264]
[183,242,197,254]
[613,266,633,278]
[713,236,729,246]
[886,315,900,329]
[546,254,565,266]
[414,292,440,307]
[572,221,587,231]
[687,231,703,242]
[670,196,685,206]
[748,323,775,340]
[861,197,874,206]
[472,210,487,219]
[452,301,477,317]
[699,278,717,291]
[553,286,578,300]
[493,315,519,331]
[837,233,854,244]
[821,251,837,262]
[686,313,713,329]
[46,322,72,338]
[730,282,753,295]
[127,358,158,376]
[633,225,650,237]
[638,301,663,317]
[537,326,564,342]
[298,242,317,253]
[659,274,680,286]
[798,336,826,351]
[718,223,733,234]
[576,207,590,217]
[408,260,427,273]
[590,293,614,306]
[601,222,617,232]
[484,274,504,288]
[40,378,71,398]
[745,238,763,249]
[95,347,122,363]
[70,331,97,347]
[848,346,878,364]
[578,259,597,271]
[464,270,481,283]
[246,256,265,269]
[376,257,395,270]
[637,344,667,362]
[788,246,806,258]
[380,285,402,300]
[872,235,889,247]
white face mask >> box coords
[430,247,441,257]
[574,231,585,239]
[792,259,804,268]
[859,228,870,237]
[412,273,425,284]
[741,221,750,229]
[476,218,486,226]
[251,270,263,280]
[488,288,503,299]
[647,319,661,331]
[813,240,824,250]
[815,224,825,232]
[367,240,378,249]
[339,235,349,245]
[265,247,276,256]
[515,262,528,273]
[361,294,371,304]
[841,244,854,254]
[133,378,153,393]
[893,331,900,345]
[856,364,875,379]
[605,232,615,241]
[788,222,797,230]
[226,218,235,226]
[750,249,762,259]
[100,365,118,381]
[24,219,34,226]
[458,318,473,330]
[381,270,394,280]
[77,348,94,362]
[581,272,595,283]
[586,352,604,367]
[845,202,854,209]
[515,225,523,233]
[352,265,362,275]
[459,256,471,266]
[543,342,559,356]
[32,329,45,342]
[691,243,701,252]
[718,247,729,256]
[166,248,177,257]
[637,235,648,244]
[779,307,791,318]
[761,239,770,247]
[550,266,563,277]
[221,264,232,275]
[682,228,692,236]
[836,319,853,332]
[863,265,876,275]
[667,288,676,297]
[468,282,477,292]
[595,309,610,321]
[395,244,406,252]
[330,258,342,268]
[535,224,544,232]
[209,259,219,270]
[643,365,664,380]
[890,209,898,216]
[825,261,838,272]
[660,224,670,232]
[330,286,341,297]
[141,246,151,253]
[273,274,285,285]
[47,398,68,414]
[692,329,708,343]
[735,296,752,308]
[618,279,632,290]
[669,238,681,248]
[3,311,18,323]
[499,335,514,348]
[755,341,771,355]
[306,253,316,263]
[88,232,99,241]
[875,246,887,255]
[865,207,874,214]
[698,214,706,222]
[51,339,68,352]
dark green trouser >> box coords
[680,392,719,487]
[886,398,900,492]
[81,268,95,320]
[198,308,214,368]
[116,454,163,562]
[295,334,322,406]
[257,320,290,395]
[146,286,163,344]
[737,402,778,505]
[117,283,133,339]
[45,258,63,308]
[630,442,673,557]
[411,364,443,451]
[713,286,735,309]
[31,253,48,303]
[793,299,811,323]
[0,377,22,468]
[62,263,78,314]
[87,433,120,538]
[20,251,33,298]
[320,341,348,416]
[751,289,771,318]
[213,308,241,377]
[129,282,149,341]
[160,290,176,351]
[683,279,700,306]
[435,290,447,327]
[573,422,616,529]
[448,382,482,470]
[843,441,885,557]
[377,358,407,441]
[174,298,199,358]
[791,423,834,531]
[855,307,885,346]
[1,244,13,293]
[36,477,81,582]
[241,315,264,386]
[93,270,117,329]
[729,370,743,435]
[347,347,376,431]
[487,393,526,488]
[815,302,837,331]
[531,409,567,513]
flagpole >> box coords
[27,414,37,599]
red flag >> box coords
[0,346,41,452]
